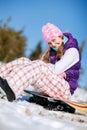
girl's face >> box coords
[48,36,63,49]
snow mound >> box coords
[0,88,87,130]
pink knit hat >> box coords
[42,23,63,43]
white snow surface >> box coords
[0,88,87,130]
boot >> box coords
[0,77,16,102]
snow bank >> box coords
[0,88,87,130]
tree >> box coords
[0,18,27,62]
[29,41,43,60]
[78,37,87,88]
[79,37,87,53]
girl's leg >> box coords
[34,61,71,99]
[5,60,71,100]
[0,57,31,78]
[5,60,42,98]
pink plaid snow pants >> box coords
[0,57,71,99]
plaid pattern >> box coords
[0,57,31,78]
[0,57,71,99]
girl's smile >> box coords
[48,36,63,48]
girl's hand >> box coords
[60,72,66,78]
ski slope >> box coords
[0,88,87,130]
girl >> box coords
[0,23,81,102]
[42,23,81,95]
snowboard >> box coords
[24,90,76,113]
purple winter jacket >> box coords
[49,33,81,95]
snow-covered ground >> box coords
[0,88,87,130]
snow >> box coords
[0,88,87,130]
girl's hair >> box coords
[42,36,64,63]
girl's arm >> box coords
[54,48,79,74]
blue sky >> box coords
[0,0,87,88]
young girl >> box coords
[0,23,81,102]
[42,23,81,95]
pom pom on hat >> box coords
[42,23,63,43]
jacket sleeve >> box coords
[54,48,79,74]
